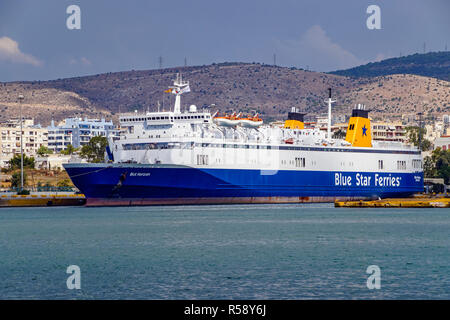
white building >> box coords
[35,154,73,170]
[434,135,450,151]
[0,118,48,165]
[47,117,119,152]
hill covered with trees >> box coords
[330,52,450,81]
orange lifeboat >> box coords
[238,114,263,128]
[213,112,241,127]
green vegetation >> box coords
[424,148,450,184]
[405,126,432,151]
[57,179,72,187]
[80,136,108,163]
[11,171,27,188]
[60,144,77,155]
[330,52,450,81]
[37,145,53,156]
[8,154,35,170]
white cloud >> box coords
[278,25,364,72]
[0,36,42,66]
[69,57,92,66]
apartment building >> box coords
[0,119,48,163]
[47,117,118,152]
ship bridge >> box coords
[119,110,212,127]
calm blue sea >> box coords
[0,204,448,299]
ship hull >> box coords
[64,163,423,206]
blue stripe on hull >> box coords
[64,165,424,200]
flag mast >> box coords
[168,73,190,114]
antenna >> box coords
[325,88,336,140]
[184,57,187,67]
[158,56,163,69]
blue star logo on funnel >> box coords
[362,125,368,136]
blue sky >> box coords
[0,0,449,81]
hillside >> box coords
[0,62,449,126]
[330,52,450,81]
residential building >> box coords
[0,118,48,165]
[434,135,450,151]
[330,121,407,142]
[371,121,406,142]
[47,117,118,152]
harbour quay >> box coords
[0,192,86,207]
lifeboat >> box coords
[238,114,263,128]
[284,138,294,144]
[213,112,241,127]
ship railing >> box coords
[373,141,416,150]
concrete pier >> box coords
[0,193,86,207]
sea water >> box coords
[0,204,448,299]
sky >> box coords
[0,0,449,82]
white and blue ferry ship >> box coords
[64,74,423,206]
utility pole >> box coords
[18,94,24,193]
[273,54,276,66]
[423,42,426,54]
[184,57,187,67]
[158,56,163,69]
[418,112,423,152]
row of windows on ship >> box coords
[119,141,419,155]
[121,114,211,122]
[194,155,422,170]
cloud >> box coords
[278,25,364,72]
[0,36,42,66]
[69,57,92,66]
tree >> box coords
[60,144,77,155]
[405,126,432,151]
[423,148,450,184]
[37,145,53,156]
[11,171,27,188]
[423,156,437,178]
[57,179,72,187]
[80,136,108,163]
[8,154,35,170]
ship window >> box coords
[197,154,209,165]
[412,159,422,169]
[295,157,306,168]
[378,160,384,170]
[397,160,406,170]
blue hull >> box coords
[64,164,424,205]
